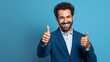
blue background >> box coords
[0,0,110,62]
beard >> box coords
[59,21,73,32]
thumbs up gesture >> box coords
[81,32,90,48]
[41,25,51,45]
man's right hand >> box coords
[41,25,51,45]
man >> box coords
[37,2,97,62]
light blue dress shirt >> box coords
[60,30,73,55]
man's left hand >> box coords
[81,32,90,48]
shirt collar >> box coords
[60,28,73,36]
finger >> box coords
[81,37,85,40]
[81,42,86,46]
[46,25,50,33]
[44,32,50,37]
[42,38,49,42]
[81,40,85,43]
[85,32,88,37]
[81,38,88,41]
[81,43,85,46]
[81,39,86,43]
[42,39,48,43]
[42,37,49,41]
[43,35,50,39]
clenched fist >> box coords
[81,32,90,48]
[41,25,51,45]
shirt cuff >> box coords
[40,43,47,47]
[86,48,90,51]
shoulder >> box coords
[50,28,61,36]
[73,29,85,37]
[50,29,59,37]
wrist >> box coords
[41,41,48,45]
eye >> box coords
[59,17,64,19]
[67,16,71,18]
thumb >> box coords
[46,25,50,33]
[85,32,88,37]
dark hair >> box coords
[54,2,75,18]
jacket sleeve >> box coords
[80,43,97,62]
[37,38,52,58]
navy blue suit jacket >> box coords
[37,28,97,62]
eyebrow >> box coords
[59,15,71,18]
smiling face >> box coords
[57,9,74,32]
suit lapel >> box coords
[56,28,69,56]
[70,29,75,56]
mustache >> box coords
[61,22,71,25]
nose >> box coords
[64,18,68,23]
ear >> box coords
[56,17,58,20]
[72,15,74,20]
[56,18,59,22]
[72,15,74,19]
